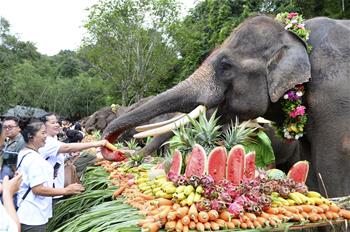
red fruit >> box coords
[207,147,227,183]
[244,151,256,180]
[168,149,183,175]
[226,145,245,185]
[287,160,309,183]
[185,144,207,178]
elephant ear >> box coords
[267,33,311,103]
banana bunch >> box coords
[136,174,175,199]
[271,192,290,206]
[287,191,332,205]
[173,185,203,206]
[306,191,334,206]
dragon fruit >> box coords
[228,202,244,217]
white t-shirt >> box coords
[16,148,53,225]
[39,136,65,190]
[0,202,18,232]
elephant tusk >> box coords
[133,105,206,138]
[135,113,186,132]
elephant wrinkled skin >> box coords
[103,16,350,198]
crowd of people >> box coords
[0,114,108,232]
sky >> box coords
[0,0,198,56]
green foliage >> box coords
[82,0,181,106]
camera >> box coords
[0,150,18,180]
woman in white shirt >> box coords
[16,121,84,232]
[39,113,107,203]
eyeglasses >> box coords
[3,126,18,130]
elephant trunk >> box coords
[101,63,223,160]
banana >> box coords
[196,185,204,194]
[186,192,195,206]
[155,190,165,198]
[180,199,188,207]
[306,197,316,205]
[288,193,303,204]
[160,192,173,199]
[321,197,333,205]
[293,192,309,204]
[277,197,290,206]
[135,177,148,184]
[152,187,162,194]
[161,182,175,189]
[176,185,186,193]
[194,193,201,202]
[165,186,177,194]
[143,189,153,196]
[310,197,324,205]
[271,192,279,198]
[287,199,296,206]
[307,191,322,198]
[175,192,186,200]
[184,185,195,195]
[155,174,167,180]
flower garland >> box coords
[273,12,310,140]
[275,85,308,140]
[275,12,312,53]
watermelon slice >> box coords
[185,144,207,178]
[244,151,256,180]
[168,149,183,175]
[226,145,245,185]
[287,160,309,184]
[207,147,227,183]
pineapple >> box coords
[222,118,257,150]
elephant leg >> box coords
[138,132,174,156]
[308,119,350,198]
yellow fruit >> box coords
[287,199,296,206]
[184,185,195,195]
[307,191,322,198]
[176,185,186,193]
[165,186,177,194]
[288,193,303,204]
[194,193,201,202]
[196,185,204,193]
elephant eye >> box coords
[220,58,233,71]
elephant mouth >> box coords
[101,105,206,160]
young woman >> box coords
[16,121,84,232]
[39,113,107,200]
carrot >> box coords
[253,220,262,228]
[329,204,340,213]
[142,222,161,232]
[240,222,248,229]
[277,213,288,222]
[196,222,205,232]
[172,203,181,211]
[331,211,339,219]
[226,221,235,229]
[183,225,189,232]
[314,206,324,214]
[284,206,299,214]
[157,206,171,219]
[175,220,184,232]
[301,204,314,213]
[283,210,293,217]
[189,221,196,230]
[244,212,257,221]
[300,211,310,220]
[188,204,198,221]
[256,216,267,226]
[215,219,227,229]
[152,198,173,207]
[177,207,189,219]
[241,214,250,222]
[289,213,302,222]
[265,207,279,215]
[231,218,241,227]
[325,211,334,220]
[308,213,321,223]
[138,218,155,227]
[208,210,219,221]
[317,204,329,212]
[204,222,211,230]
[245,220,255,229]
[164,221,176,231]
[181,215,190,226]
[210,221,220,231]
[219,210,232,221]
[113,185,126,198]
[268,218,277,227]
[319,213,327,220]
[339,209,350,219]
[198,211,209,223]
[167,211,177,221]
[139,193,155,200]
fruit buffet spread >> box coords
[48,118,350,232]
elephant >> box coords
[102,15,350,198]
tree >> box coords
[81,0,181,105]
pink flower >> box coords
[297,24,305,29]
[290,106,306,118]
[287,12,298,19]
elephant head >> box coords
[102,15,311,159]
